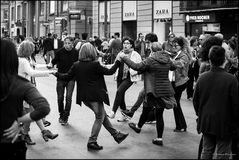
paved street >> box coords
[26,55,201,159]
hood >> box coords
[151,51,171,64]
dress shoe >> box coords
[87,142,103,150]
[152,138,163,146]
[42,130,59,142]
[121,110,134,119]
[114,132,129,144]
[128,123,141,133]
[24,134,36,145]
[107,111,115,119]
[173,128,187,132]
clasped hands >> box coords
[115,52,128,62]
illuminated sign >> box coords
[123,1,136,21]
[154,1,172,19]
[185,13,215,23]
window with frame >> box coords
[50,1,55,14]
[17,5,21,20]
[40,2,45,16]
[3,9,8,20]
[62,1,68,12]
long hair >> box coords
[0,39,19,101]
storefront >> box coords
[185,10,238,39]
[122,1,137,40]
[153,1,172,43]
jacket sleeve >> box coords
[122,56,150,72]
[98,60,120,75]
[173,53,189,68]
[193,80,200,116]
[22,59,51,77]
[51,50,59,66]
[55,63,76,81]
[24,84,50,121]
[129,51,142,76]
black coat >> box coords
[56,60,120,106]
[193,66,238,139]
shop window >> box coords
[62,1,68,12]
[50,1,55,14]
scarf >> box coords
[122,48,134,80]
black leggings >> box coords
[138,94,165,138]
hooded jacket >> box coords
[122,51,175,97]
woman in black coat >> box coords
[54,42,129,150]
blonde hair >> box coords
[78,42,97,61]
[17,40,35,57]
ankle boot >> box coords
[42,130,59,142]
[114,131,129,144]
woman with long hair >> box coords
[171,36,192,132]
[0,39,50,159]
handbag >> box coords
[161,96,177,109]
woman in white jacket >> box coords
[108,37,142,121]
[17,40,58,145]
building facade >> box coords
[1,1,10,37]
[8,1,92,39]
[93,0,184,43]
[180,0,239,40]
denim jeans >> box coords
[56,80,75,119]
[201,134,232,159]
[172,82,187,130]
[84,102,118,143]
[112,78,133,113]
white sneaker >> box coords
[117,115,128,122]
[107,111,115,119]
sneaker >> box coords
[24,134,36,145]
[152,138,163,146]
[87,142,103,150]
[107,111,115,119]
[43,120,51,127]
[121,110,133,119]
[128,123,141,133]
[113,132,129,144]
[145,120,156,124]
[42,130,59,142]
[117,115,128,122]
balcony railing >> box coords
[180,0,239,12]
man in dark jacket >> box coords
[193,45,238,159]
[51,37,79,125]
[43,33,54,64]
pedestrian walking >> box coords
[53,42,129,150]
[43,33,54,64]
[0,39,50,160]
[119,33,176,146]
[105,32,122,64]
[107,37,142,122]
[193,45,238,159]
[186,36,200,100]
[50,37,79,125]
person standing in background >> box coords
[43,33,54,64]
[134,33,146,59]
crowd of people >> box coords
[1,30,238,159]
